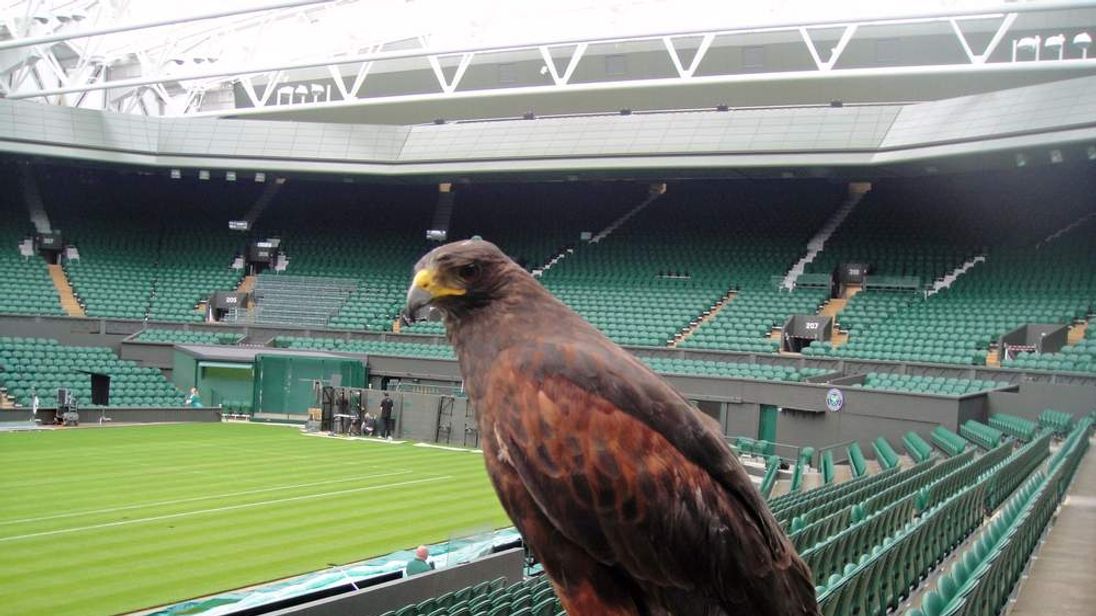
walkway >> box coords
[1010,435,1096,616]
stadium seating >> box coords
[683,287,829,352]
[148,227,244,322]
[908,420,1090,616]
[806,182,987,288]
[277,336,833,384]
[133,329,241,345]
[855,373,1007,396]
[930,425,969,457]
[447,182,645,272]
[242,181,435,331]
[1038,408,1074,436]
[814,438,1023,615]
[0,215,64,317]
[238,275,358,328]
[846,442,869,478]
[1003,324,1096,374]
[827,220,1095,366]
[275,335,456,360]
[0,336,183,407]
[873,436,902,469]
[958,419,1005,451]
[988,413,1037,442]
[802,289,918,353]
[902,432,933,464]
[759,455,782,499]
[376,575,557,616]
[641,357,829,382]
[541,180,844,348]
[792,169,1096,368]
[380,417,1092,616]
[40,167,254,321]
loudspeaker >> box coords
[90,373,111,406]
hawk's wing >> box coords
[479,338,818,615]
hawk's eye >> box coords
[458,263,481,282]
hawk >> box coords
[403,239,818,616]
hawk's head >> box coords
[401,238,522,326]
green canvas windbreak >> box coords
[252,355,366,414]
[197,363,254,407]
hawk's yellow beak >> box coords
[402,268,465,326]
[413,269,466,299]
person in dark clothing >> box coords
[336,392,351,433]
[379,392,394,439]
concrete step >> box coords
[1068,320,1088,345]
[47,263,84,317]
[236,275,257,295]
[831,329,850,347]
[671,290,736,348]
[818,297,848,318]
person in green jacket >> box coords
[184,387,203,408]
[404,545,434,576]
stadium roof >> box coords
[2,0,1094,121]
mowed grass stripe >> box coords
[5,479,505,615]
[1,476,497,585]
[0,424,507,616]
[0,432,484,519]
[0,471,417,527]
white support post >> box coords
[950,13,1017,64]
[428,52,474,94]
[662,33,714,78]
[800,24,858,71]
[538,43,587,86]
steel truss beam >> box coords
[5,1,1096,117]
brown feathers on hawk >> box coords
[403,239,819,616]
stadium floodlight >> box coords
[1044,34,1066,60]
[1075,33,1092,59]
[1049,149,1063,164]
[254,172,266,183]
[276,85,295,104]
[198,170,211,181]
[225,171,237,182]
[1013,36,1040,61]
[170,169,181,179]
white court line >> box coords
[0,475,453,544]
[0,470,415,527]
[414,443,484,454]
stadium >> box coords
[0,0,1093,614]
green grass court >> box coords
[0,423,509,616]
